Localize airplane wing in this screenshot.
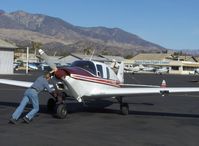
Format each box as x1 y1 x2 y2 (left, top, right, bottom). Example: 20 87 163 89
0 79 33 88
0 79 54 88
0 50 58 89
88 87 199 98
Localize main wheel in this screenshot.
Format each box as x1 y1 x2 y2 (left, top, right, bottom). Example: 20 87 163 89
120 103 129 115
56 104 68 119
47 98 56 112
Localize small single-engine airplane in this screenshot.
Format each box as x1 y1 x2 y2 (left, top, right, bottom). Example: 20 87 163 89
1 49 199 119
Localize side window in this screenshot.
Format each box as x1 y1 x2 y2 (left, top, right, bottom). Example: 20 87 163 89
96 64 103 77
106 67 110 79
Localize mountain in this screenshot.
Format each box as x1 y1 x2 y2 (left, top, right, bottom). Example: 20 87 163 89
179 49 199 56
0 10 167 56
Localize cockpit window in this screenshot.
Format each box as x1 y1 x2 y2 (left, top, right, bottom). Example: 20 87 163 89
96 64 103 77
71 61 96 75
106 67 110 79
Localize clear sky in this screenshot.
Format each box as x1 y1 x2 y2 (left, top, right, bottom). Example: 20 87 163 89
1 0 199 50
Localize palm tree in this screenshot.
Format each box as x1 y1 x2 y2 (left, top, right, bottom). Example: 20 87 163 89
31 41 42 56
83 47 92 55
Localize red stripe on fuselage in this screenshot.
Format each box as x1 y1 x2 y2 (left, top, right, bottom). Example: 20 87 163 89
61 67 120 87
71 74 120 87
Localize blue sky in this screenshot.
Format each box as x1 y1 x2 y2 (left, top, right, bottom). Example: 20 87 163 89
1 0 199 50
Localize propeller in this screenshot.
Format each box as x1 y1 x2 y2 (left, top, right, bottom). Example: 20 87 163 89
38 49 57 72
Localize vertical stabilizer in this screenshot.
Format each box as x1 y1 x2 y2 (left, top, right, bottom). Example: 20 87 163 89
117 62 124 83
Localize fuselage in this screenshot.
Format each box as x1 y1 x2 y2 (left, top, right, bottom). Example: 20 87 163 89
53 60 121 102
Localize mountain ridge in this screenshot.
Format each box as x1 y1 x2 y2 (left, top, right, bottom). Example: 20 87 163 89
0 10 167 56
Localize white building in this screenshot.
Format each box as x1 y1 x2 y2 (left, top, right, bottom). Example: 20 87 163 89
129 53 199 74
0 39 17 74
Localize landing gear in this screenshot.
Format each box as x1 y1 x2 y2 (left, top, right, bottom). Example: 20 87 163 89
117 97 129 115
47 98 68 119
120 103 129 115
56 104 67 119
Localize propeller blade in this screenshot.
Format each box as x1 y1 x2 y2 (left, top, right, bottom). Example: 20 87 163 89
38 49 57 71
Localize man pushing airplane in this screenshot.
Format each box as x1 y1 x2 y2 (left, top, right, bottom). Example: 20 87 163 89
9 72 57 124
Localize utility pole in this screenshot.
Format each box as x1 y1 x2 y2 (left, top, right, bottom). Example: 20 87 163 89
26 47 29 74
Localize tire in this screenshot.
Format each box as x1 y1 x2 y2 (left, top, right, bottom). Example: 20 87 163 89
47 98 56 112
120 103 129 115
56 104 67 119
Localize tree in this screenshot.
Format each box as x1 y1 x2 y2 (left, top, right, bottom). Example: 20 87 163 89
100 49 110 55
124 54 134 59
83 47 93 55
31 41 43 55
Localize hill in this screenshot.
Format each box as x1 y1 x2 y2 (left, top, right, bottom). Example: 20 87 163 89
0 10 167 56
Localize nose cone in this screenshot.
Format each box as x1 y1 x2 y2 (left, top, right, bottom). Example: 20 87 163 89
55 69 69 79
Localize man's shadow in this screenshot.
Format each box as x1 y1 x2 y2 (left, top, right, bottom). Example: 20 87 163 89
1 100 199 118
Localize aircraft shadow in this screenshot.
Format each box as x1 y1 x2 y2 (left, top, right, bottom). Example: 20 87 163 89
131 111 199 118
1 100 199 119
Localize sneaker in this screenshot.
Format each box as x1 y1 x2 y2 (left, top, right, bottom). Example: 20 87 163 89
23 116 31 124
9 118 17 125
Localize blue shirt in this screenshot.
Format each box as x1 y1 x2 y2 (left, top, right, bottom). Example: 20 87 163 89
31 76 53 93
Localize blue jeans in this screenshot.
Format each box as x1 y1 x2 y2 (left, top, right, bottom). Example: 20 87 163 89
12 88 39 120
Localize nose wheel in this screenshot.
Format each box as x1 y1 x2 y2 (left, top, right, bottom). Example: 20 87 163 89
56 104 67 119
47 98 68 119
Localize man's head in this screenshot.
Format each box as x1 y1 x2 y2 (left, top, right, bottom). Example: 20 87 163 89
44 73 51 80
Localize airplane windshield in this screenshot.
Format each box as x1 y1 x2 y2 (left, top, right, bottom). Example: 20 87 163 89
71 61 97 75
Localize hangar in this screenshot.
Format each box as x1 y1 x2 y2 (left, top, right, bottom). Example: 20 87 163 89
129 53 199 74
0 39 17 74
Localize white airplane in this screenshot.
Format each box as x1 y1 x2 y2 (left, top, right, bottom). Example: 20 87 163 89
125 64 145 73
1 49 199 119
28 63 39 70
111 60 145 73
141 66 155 72
155 67 169 74
194 68 199 74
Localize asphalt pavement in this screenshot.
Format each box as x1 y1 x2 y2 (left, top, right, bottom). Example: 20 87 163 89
1 71 199 146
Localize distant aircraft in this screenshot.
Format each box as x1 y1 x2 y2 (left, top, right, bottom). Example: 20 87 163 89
141 66 155 72
1 49 199 119
28 63 38 70
194 68 199 74
155 67 169 74
110 59 145 73
38 63 51 71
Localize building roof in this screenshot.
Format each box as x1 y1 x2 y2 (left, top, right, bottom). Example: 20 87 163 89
171 55 197 62
0 39 18 49
168 60 199 67
98 55 124 62
132 53 172 61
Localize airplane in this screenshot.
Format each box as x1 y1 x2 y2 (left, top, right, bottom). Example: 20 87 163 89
28 63 39 70
1 49 199 119
141 66 155 72
124 64 145 73
194 68 199 75
154 67 169 74
108 59 144 73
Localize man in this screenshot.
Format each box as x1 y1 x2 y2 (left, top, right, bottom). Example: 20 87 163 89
9 73 55 124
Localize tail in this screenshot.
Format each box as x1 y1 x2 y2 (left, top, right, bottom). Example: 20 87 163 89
117 61 124 83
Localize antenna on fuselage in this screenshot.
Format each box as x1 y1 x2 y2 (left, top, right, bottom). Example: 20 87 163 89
89 49 95 61
117 61 124 83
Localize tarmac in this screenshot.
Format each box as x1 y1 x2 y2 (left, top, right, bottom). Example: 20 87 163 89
1 71 199 146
